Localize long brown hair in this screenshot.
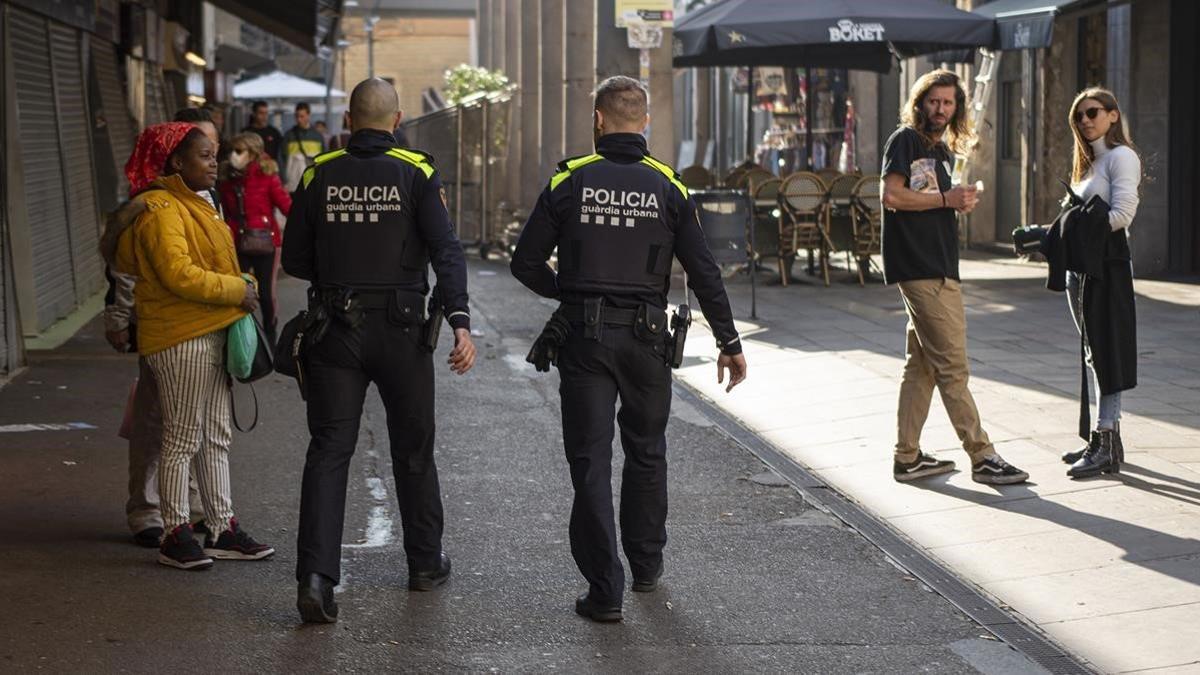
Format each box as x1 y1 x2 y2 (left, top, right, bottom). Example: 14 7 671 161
1069 87 1140 184
900 69 975 155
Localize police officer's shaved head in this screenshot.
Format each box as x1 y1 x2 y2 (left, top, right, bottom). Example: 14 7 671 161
593 76 649 133
348 77 402 132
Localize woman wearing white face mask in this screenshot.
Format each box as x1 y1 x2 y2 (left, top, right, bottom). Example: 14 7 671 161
219 132 292 343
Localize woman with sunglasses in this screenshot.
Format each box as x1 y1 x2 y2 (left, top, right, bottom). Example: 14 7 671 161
1059 87 1142 478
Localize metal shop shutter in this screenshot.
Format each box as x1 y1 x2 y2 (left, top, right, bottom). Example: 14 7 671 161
1 221 8 376
92 40 134 199
145 66 168 125
9 8 75 330
50 24 103 300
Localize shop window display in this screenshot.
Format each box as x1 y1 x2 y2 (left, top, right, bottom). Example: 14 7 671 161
750 67 852 176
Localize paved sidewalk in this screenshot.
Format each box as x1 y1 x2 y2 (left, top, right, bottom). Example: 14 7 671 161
0 264 1043 673
676 254 1200 674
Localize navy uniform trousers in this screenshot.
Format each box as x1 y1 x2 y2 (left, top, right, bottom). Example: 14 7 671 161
296 309 443 584
556 323 673 605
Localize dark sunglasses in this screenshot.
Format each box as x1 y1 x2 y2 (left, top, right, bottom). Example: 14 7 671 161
1074 106 1108 123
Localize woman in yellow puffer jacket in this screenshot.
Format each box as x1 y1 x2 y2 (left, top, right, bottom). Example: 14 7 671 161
113 122 274 570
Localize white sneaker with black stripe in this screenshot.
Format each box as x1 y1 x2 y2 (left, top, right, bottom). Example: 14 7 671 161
972 454 1029 485
893 453 956 482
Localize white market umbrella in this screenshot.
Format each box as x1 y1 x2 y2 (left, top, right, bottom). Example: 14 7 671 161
233 70 346 100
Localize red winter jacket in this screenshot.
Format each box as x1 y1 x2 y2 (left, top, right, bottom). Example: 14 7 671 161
218 161 292 248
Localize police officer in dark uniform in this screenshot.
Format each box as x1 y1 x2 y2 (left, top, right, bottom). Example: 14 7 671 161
511 76 748 622
282 78 476 623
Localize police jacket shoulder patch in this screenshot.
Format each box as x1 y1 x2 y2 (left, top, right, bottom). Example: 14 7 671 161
385 148 435 179
302 148 349 189
639 154 688 198
550 153 603 191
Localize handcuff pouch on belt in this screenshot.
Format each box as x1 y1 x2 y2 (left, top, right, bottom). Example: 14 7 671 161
582 297 604 341
633 303 667 344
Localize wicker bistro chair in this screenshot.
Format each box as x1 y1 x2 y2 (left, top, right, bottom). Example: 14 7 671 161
816 167 841 184
824 172 862 272
679 164 714 190
739 167 776 191
777 171 831 287
748 177 782 266
849 174 883 285
722 161 762 188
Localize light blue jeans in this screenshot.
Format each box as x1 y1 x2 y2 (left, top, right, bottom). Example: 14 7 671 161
1066 271 1122 429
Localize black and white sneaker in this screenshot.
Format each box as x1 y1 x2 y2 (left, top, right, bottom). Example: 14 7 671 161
972 454 1029 485
894 453 956 482
158 524 214 571
203 518 274 560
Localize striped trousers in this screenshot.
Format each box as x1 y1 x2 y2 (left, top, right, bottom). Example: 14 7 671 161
145 331 235 537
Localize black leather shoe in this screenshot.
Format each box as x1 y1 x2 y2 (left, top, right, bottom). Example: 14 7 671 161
133 526 163 548
631 564 663 593
1062 431 1100 465
1068 429 1119 478
297 572 338 623
408 552 452 591
575 592 623 622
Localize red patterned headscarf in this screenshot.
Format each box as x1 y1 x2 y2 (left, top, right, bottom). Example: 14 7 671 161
125 122 197 195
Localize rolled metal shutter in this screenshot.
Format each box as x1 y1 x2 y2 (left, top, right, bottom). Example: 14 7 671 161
50 24 103 299
145 65 167 125
0 223 8 376
92 40 134 199
9 8 75 329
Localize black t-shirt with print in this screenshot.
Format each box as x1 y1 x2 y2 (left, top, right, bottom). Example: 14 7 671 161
880 126 959 284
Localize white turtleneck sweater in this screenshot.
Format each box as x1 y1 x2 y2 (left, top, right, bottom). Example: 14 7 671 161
1070 138 1141 231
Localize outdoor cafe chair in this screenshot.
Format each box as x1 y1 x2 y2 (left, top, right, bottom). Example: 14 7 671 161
825 172 862 273
778 171 831 287
816 167 841 184
850 173 883 286
680 164 714 190
749 177 782 267
739 167 776 191
722 160 764 188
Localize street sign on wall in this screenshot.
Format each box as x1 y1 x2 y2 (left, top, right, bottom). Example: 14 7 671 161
615 0 674 28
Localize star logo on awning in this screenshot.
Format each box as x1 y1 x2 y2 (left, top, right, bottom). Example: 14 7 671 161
727 30 746 44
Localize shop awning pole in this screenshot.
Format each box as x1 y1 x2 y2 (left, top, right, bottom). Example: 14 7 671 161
805 68 815 170
745 66 754 161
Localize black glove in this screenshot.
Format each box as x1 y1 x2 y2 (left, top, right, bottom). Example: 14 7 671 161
526 310 571 373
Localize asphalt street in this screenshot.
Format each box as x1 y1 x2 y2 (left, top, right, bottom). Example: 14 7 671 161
0 258 1047 674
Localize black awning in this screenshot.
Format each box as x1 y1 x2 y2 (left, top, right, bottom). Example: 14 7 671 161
213 44 274 74
207 0 343 53
973 0 1102 50
672 0 995 72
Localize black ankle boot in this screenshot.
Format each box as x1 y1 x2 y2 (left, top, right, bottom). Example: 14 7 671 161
1062 431 1100 465
1067 429 1119 478
297 572 338 623
1111 422 1125 465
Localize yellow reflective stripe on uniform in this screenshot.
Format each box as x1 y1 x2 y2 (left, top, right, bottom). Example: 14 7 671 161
385 148 434 178
640 156 688 198
548 153 603 191
301 149 349 189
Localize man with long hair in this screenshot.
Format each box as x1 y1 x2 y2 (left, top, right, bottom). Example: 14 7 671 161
881 69 1028 485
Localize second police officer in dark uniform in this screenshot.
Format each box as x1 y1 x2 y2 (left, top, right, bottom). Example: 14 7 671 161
511 76 748 622
282 78 477 624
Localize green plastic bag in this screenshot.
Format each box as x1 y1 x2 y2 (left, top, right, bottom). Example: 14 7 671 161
226 313 258 380
226 274 257 380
